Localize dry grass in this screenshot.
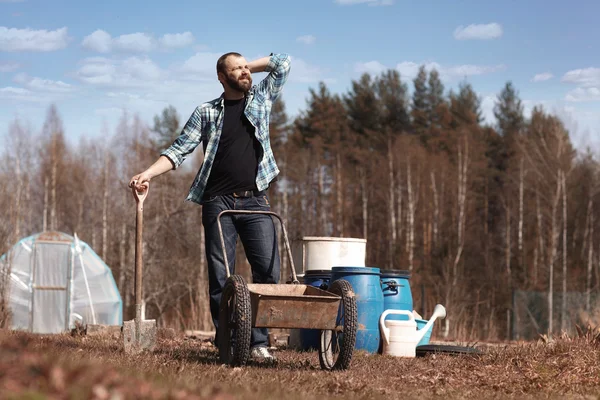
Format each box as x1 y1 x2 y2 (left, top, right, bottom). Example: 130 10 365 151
2 328 600 400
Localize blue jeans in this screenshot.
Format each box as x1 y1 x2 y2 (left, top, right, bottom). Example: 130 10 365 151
202 193 280 348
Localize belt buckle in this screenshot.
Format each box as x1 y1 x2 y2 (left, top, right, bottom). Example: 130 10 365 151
233 190 251 198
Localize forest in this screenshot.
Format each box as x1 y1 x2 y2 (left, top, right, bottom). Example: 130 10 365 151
1 65 598 341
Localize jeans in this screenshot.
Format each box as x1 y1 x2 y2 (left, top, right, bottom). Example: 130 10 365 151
202 193 280 348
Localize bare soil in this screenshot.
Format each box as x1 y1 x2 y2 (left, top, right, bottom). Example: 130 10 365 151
1 328 600 399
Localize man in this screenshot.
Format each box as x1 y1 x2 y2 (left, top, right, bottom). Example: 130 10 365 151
129 52 291 361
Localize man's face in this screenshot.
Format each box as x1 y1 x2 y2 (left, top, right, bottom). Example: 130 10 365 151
220 56 252 93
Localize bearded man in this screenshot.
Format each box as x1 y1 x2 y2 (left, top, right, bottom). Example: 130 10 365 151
130 52 291 361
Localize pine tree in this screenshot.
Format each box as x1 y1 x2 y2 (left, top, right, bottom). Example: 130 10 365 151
376 69 411 137
345 73 381 149
151 105 181 152
411 66 428 140
494 82 525 147
450 81 483 129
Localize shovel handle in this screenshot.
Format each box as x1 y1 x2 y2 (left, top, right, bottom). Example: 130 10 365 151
131 182 149 310
131 181 149 206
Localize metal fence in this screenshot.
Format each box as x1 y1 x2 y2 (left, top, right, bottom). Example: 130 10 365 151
512 290 600 340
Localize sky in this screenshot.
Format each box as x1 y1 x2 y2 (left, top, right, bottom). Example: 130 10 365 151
1 0 599 152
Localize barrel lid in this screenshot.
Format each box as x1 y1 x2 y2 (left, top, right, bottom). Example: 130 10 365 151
299 236 367 243
380 269 411 278
304 269 332 275
332 266 380 274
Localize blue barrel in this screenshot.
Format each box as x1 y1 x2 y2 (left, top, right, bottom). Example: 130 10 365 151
331 266 383 353
300 270 332 350
380 269 413 321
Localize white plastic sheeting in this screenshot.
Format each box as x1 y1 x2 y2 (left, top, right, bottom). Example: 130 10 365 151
0 232 122 334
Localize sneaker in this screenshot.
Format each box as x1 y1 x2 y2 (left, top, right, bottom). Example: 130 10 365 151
250 346 276 361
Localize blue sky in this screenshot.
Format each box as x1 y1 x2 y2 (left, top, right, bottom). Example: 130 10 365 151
1 0 599 151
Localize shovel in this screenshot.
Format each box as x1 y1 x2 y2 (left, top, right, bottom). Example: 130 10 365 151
123 181 157 353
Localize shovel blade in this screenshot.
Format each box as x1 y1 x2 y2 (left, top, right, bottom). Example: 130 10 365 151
123 318 157 354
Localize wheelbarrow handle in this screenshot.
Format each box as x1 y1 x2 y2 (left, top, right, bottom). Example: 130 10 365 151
216 210 299 284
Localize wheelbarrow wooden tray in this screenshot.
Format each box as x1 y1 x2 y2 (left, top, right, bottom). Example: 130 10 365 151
247 284 340 329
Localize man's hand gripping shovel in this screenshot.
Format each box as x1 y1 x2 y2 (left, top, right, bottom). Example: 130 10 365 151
123 181 157 353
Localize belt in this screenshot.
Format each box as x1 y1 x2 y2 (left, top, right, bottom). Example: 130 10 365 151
232 190 265 198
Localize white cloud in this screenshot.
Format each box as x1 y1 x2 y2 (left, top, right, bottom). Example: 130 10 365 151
0 26 69 52
551 104 600 151
354 60 387 75
94 107 124 118
0 86 30 95
565 87 600 102
396 61 505 81
114 32 154 53
121 56 162 80
75 56 165 87
480 94 496 124
289 57 333 84
561 67 600 87
532 72 553 82
296 35 316 45
82 29 112 53
159 32 194 49
0 86 44 102
179 51 222 79
82 30 196 53
0 62 20 72
334 0 393 5
13 72 74 93
453 23 503 40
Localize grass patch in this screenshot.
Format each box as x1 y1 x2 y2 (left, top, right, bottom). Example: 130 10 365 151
1 328 600 399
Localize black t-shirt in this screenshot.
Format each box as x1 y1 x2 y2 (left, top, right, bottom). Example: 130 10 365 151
203 97 263 198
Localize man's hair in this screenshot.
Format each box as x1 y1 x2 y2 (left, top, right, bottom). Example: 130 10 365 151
216 52 243 75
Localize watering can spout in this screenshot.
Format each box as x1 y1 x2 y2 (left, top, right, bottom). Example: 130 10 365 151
415 304 446 343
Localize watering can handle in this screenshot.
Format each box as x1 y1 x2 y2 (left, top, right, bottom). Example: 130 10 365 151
379 309 414 345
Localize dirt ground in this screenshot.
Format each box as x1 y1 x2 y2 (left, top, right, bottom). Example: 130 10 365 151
1 328 600 400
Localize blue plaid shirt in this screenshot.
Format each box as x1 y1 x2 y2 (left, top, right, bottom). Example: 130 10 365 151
161 53 291 204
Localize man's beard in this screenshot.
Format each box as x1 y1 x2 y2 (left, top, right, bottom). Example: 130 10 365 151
226 73 252 93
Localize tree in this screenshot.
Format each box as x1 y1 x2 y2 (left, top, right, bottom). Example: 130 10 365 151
450 81 482 129
522 107 575 336
492 82 526 295
376 69 411 268
151 105 181 152
494 82 525 143
344 74 381 244
39 104 69 232
411 66 429 141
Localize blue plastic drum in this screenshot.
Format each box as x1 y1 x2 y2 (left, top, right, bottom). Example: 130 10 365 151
331 266 383 353
380 269 413 320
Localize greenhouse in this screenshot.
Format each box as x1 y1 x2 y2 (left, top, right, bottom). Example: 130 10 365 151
0 231 122 334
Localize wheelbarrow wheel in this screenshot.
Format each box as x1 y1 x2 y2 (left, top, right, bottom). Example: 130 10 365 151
319 279 357 371
218 275 252 366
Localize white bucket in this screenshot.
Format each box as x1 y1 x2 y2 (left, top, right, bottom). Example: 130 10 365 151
291 236 366 273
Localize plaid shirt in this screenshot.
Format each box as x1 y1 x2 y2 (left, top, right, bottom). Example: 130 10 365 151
161 53 291 204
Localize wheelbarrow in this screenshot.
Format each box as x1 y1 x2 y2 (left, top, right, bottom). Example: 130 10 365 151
216 210 357 371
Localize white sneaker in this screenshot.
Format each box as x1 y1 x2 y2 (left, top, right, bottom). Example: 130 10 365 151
250 346 276 361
